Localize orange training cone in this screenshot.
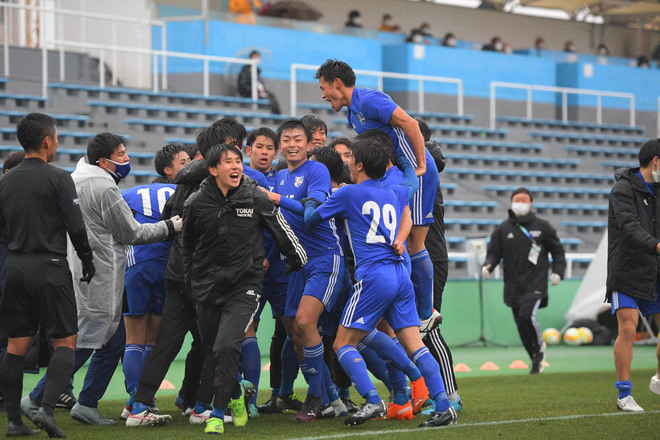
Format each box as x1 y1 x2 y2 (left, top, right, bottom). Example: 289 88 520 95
509 360 528 369
480 361 500 371
453 363 471 372
159 379 175 390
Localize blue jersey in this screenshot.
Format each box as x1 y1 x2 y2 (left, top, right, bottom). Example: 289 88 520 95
261 168 287 284
244 164 268 189
263 168 278 192
316 180 407 279
275 160 342 258
123 183 176 267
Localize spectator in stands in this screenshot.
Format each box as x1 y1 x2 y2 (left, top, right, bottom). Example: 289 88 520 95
442 32 456 47
378 14 400 33
606 138 660 412
534 36 545 52
502 42 513 55
596 43 609 57
237 50 281 114
229 0 262 24
416 22 433 38
482 187 566 374
637 55 650 68
345 10 362 28
482 36 503 52
564 40 576 53
300 115 327 151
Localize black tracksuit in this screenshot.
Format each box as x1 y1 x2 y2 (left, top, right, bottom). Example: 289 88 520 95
484 210 566 361
182 175 306 409
607 167 660 302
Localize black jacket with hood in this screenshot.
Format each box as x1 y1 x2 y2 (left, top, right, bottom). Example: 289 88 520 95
607 167 660 302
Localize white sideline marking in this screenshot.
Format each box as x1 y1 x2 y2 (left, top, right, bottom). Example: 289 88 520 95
290 410 660 440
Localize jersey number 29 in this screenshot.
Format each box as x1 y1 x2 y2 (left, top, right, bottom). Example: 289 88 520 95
362 201 397 245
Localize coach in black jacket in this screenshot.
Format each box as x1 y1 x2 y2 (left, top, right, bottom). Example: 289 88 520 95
607 138 660 413
482 187 566 374
181 144 306 429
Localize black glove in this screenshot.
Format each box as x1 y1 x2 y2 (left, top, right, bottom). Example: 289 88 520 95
80 260 95 284
285 256 306 273
300 197 323 208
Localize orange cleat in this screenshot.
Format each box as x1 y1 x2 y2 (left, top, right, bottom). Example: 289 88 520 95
411 377 429 415
385 401 414 420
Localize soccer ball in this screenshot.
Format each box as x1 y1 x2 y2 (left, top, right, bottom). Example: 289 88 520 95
577 327 593 345
563 327 582 346
542 328 561 345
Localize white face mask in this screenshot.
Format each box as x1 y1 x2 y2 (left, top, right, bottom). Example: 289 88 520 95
511 202 531 216
352 17 362 25
446 38 456 47
413 35 423 44
652 160 660 183
494 42 503 51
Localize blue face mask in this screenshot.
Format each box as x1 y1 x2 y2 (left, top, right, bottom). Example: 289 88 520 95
102 158 131 180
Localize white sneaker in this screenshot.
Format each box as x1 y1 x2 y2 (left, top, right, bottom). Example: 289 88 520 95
617 395 644 412
650 375 660 395
420 309 443 339
189 409 211 424
125 410 172 427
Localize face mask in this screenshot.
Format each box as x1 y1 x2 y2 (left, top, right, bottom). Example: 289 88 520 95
446 39 456 47
413 35 423 44
653 161 660 183
598 49 607 56
494 42 503 51
567 45 575 52
102 158 131 180
352 17 362 25
383 19 391 26
511 202 531 216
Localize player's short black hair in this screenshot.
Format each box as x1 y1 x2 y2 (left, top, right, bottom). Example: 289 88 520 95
154 143 185 177
511 187 533 202
205 144 243 168
213 117 247 147
3 151 25 172
309 147 343 183
87 132 126 165
315 59 356 88
416 118 432 142
638 138 660 168
300 115 328 135
327 137 353 151
184 143 199 160
16 112 56 153
276 118 312 146
355 129 396 164
246 127 278 150
352 139 388 180
197 123 238 159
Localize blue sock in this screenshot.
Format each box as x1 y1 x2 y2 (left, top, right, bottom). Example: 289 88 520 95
322 362 338 404
336 345 379 404
210 407 225 420
123 344 145 394
384 357 409 406
271 388 280 398
412 346 449 412
241 337 261 405
302 343 324 398
142 344 153 366
236 372 243 382
194 400 211 414
279 336 298 397
299 359 311 384
410 249 434 320
392 337 422 381
357 343 392 390
362 330 421 381
616 380 632 399
131 401 148 415
339 387 351 399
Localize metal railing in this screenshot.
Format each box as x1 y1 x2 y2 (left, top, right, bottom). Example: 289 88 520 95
290 63 464 117
490 81 636 129
41 39 259 100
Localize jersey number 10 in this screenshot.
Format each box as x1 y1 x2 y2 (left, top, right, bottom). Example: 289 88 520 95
362 201 397 245
136 187 175 217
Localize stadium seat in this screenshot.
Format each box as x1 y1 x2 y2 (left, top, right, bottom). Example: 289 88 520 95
445 152 579 169
564 145 639 158
496 116 645 134
529 130 646 145
434 138 543 153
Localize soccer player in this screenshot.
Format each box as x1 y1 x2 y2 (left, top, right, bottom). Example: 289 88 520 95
262 118 346 421
0 113 95 438
300 115 328 151
119 144 188 418
304 138 457 427
315 60 442 336
181 144 307 434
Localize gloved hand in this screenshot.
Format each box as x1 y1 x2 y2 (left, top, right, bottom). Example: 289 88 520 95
170 215 183 233
481 264 491 279
550 273 561 286
80 260 96 284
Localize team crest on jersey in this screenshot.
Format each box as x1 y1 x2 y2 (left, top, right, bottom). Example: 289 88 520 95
357 113 365 124
294 176 304 187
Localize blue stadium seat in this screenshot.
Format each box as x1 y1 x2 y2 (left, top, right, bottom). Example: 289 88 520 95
564 145 639 157
407 110 473 123
435 138 543 153
530 130 646 145
496 116 645 134
600 160 637 168
533 202 608 212
446 152 579 168
562 220 607 229
481 184 610 197
446 168 613 183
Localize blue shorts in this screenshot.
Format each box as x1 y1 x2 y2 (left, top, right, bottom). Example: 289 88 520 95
255 280 287 321
611 286 660 317
124 257 167 317
285 253 344 318
318 268 353 337
341 262 420 332
397 146 438 226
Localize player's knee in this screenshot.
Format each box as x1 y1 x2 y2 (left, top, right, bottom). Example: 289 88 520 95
295 313 316 335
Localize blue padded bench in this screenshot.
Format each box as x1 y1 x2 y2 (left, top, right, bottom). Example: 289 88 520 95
0 145 22 153
444 236 581 247
434 138 543 152
407 111 473 123
445 153 579 167
445 218 501 226
297 102 332 111
444 200 498 208
497 116 644 134
0 93 48 106
426 124 507 137
601 160 637 168
533 202 608 212
562 220 607 228
481 184 610 196
564 145 639 157
0 110 89 124
446 168 613 182
530 130 646 145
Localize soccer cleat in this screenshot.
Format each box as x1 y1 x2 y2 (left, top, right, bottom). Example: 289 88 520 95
175 393 193 416
344 400 387 426
650 375 660 395
319 403 335 419
241 380 256 409
189 409 212 424
278 393 304 411
341 396 359 413
258 395 284 414
55 393 77 410
617 395 644 412
450 395 463 413
33 408 66 438
204 417 224 435
293 395 323 422
20 396 39 422
530 342 546 374
330 398 348 417
70 402 117 425
419 406 458 428
120 405 132 420
125 410 172 427
228 383 248 427
248 403 259 419
6 421 39 437
411 377 430 414
529 362 544 374
419 309 443 339
385 401 414 420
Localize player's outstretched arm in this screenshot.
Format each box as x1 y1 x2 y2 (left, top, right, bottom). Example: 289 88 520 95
260 187 305 215
389 106 426 177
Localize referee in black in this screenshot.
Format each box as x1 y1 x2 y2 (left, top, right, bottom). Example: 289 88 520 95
0 113 95 437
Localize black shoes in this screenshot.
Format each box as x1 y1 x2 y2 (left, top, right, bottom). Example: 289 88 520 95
6 421 39 437
418 406 458 428
34 408 66 438
344 401 386 426
257 395 284 414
